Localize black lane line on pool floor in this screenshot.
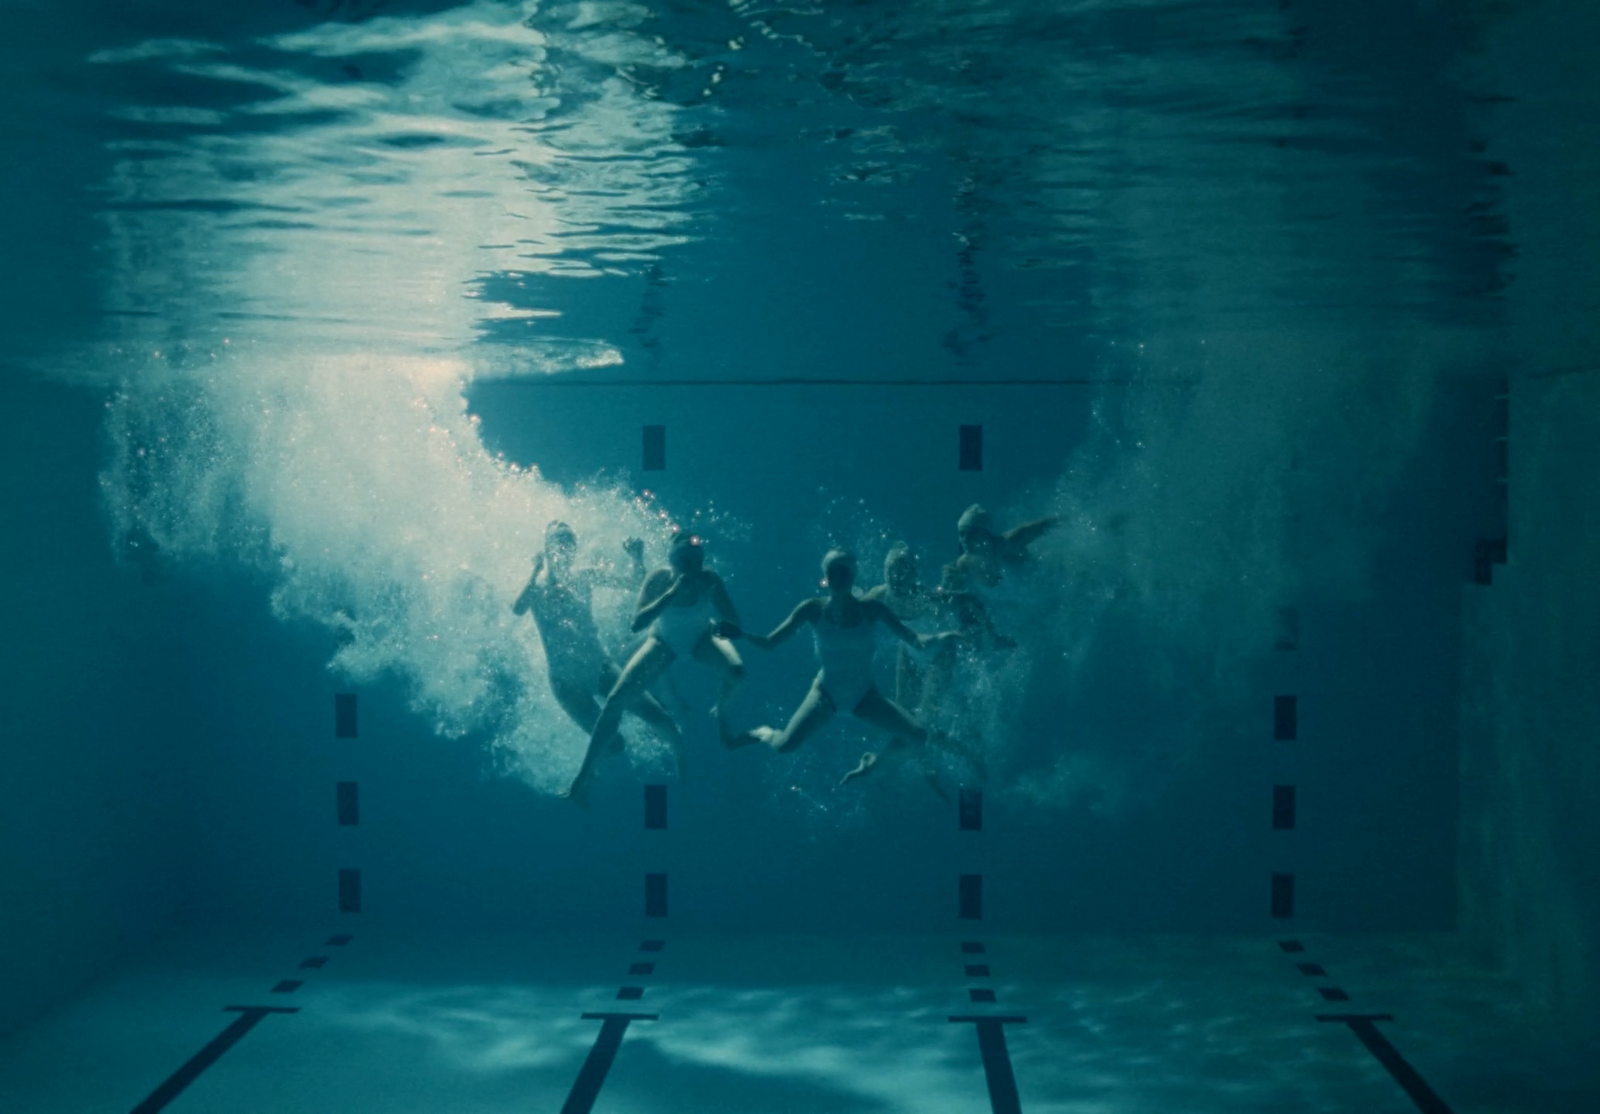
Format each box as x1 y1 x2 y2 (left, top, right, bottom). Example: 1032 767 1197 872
560 939 665 1114
953 940 1025 1111
949 1015 1028 1114
561 1013 661 1114
127 932 354 1112
129 1007 299 1114
1279 940 1457 1114
1317 1015 1455 1114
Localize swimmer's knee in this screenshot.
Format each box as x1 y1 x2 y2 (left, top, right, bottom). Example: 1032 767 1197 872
727 661 747 682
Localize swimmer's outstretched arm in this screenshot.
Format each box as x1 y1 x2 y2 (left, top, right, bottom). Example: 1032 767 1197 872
722 598 821 650
511 553 545 616
1000 515 1059 560
865 598 959 651
630 568 680 632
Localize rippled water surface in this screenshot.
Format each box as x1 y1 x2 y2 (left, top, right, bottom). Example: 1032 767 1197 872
36 0 1509 373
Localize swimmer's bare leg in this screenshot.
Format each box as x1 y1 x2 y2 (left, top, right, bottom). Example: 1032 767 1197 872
729 676 834 753
623 674 687 777
565 638 674 805
869 644 935 783
694 633 745 720
551 677 607 742
650 667 689 720
845 688 949 800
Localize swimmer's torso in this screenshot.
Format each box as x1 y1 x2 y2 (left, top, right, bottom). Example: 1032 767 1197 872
529 570 607 679
812 598 878 710
649 575 719 656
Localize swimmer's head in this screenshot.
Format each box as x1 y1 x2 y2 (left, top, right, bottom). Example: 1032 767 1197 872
885 543 917 593
821 547 857 591
957 504 995 554
957 504 993 538
543 520 578 568
668 530 705 574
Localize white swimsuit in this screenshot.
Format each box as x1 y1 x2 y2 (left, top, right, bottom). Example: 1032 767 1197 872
650 592 718 658
813 611 878 712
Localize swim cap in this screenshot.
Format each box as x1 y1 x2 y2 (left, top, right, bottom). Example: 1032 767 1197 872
885 542 913 568
957 504 992 536
544 520 577 544
821 547 857 580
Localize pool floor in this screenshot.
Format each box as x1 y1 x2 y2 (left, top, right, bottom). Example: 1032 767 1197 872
0 928 1590 1113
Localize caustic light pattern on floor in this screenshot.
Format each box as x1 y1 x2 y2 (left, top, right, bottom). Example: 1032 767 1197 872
0 930 1591 1114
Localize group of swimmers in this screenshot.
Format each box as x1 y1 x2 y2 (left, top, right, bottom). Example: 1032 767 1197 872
512 505 1056 805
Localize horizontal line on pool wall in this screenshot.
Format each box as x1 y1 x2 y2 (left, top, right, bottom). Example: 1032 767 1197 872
480 377 1186 388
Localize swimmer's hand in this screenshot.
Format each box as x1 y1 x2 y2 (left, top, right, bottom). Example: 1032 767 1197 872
623 537 644 560
714 619 743 640
917 630 963 651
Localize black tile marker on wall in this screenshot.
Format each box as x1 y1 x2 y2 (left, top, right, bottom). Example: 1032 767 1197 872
337 782 360 826
339 868 362 914
644 784 667 830
1274 695 1298 740
959 424 984 471
1273 785 1297 830
645 873 668 918
1271 872 1295 919
960 874 983 920
1276 606 1299 650
334 693 357 738
642 425 666 471
959 788 983 832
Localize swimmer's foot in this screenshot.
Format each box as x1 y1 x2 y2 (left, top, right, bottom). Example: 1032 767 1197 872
840 751 878 786
560 770 593 808
922 770 952 802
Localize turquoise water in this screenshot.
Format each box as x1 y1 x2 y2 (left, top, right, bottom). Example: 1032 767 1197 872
3 0 1510 928
2 1 1596 1109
